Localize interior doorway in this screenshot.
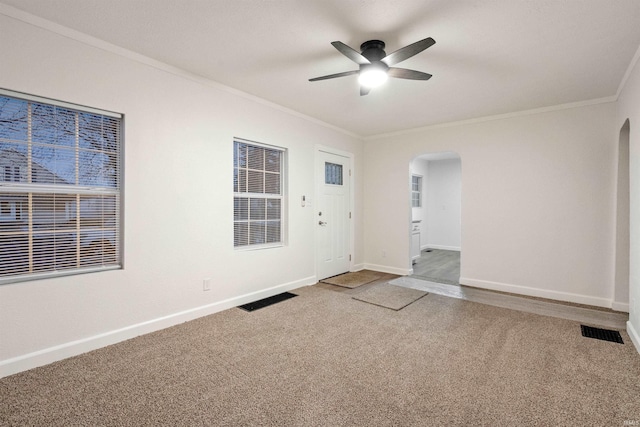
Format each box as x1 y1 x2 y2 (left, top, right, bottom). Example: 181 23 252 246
614 119 630 311
409 152 461 285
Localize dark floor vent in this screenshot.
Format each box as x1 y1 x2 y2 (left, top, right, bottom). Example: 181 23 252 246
580 325 624 344
238 292 297 312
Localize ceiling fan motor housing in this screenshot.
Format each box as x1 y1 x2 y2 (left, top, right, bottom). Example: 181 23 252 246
360 40 386 61
359 40 389 76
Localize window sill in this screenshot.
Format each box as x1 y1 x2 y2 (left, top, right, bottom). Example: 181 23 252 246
234 243 284 252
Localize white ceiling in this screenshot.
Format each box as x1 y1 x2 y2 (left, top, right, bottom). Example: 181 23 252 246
3 0 640 137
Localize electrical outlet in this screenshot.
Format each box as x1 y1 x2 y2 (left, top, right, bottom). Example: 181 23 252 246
382 250 386 258
203 278 211 292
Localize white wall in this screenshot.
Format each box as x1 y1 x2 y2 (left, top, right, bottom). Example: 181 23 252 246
0 12 364 376
364 102 618 308
616 49 640 353
425 158 461 251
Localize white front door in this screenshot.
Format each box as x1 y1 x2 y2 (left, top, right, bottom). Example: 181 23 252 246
316 150 351 280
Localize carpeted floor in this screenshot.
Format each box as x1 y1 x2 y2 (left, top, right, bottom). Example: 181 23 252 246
352 282 427 310
1 284 639 426
320 270 381 288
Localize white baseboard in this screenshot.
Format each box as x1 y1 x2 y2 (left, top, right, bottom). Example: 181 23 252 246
628 321 640 355
611 301 630 313
424 244 461 251
0 276 316 379
363 263 413 276
351 263 365 272
459 277 612 308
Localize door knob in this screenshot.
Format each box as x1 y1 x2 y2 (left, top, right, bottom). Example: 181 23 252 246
319 221 327 226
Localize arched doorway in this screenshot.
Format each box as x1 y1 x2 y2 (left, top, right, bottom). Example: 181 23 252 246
409 152 461 285
614 119 630 311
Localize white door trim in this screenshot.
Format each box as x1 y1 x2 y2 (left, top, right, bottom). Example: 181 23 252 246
315 145 355 280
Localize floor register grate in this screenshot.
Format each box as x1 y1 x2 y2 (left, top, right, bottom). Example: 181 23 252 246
580 325 624 344
238 292 297 312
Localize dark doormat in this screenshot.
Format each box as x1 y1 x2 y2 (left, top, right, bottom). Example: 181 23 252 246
580 325 624 344
238 292 297 312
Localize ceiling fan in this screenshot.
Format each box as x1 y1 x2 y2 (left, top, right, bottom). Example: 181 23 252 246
309 37 436 96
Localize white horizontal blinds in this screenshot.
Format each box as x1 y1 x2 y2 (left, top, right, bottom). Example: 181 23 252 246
233 139 283 247
0 92 121 282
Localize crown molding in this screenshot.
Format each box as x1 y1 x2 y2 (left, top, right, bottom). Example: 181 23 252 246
363 96 617 141
0 4 359 140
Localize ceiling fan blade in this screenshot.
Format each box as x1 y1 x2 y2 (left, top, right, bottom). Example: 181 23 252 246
360 86 371 96
331 41 370 65
382 37 435 66
388 67 432 80
309 70 359 82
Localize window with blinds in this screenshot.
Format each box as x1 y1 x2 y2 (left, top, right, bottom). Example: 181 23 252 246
411 175 422 208
233 139 285 248
0 89 122 283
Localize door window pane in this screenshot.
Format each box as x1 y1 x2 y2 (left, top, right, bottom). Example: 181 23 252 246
325 162 343 185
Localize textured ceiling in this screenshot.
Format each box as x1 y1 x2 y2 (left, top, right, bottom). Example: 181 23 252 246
2 0 640 137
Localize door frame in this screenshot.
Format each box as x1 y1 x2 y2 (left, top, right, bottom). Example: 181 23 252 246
613 119 630 312
409 152 462 275
315 145 355 280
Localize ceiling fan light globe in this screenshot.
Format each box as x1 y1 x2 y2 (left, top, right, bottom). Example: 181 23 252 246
358 68 388 88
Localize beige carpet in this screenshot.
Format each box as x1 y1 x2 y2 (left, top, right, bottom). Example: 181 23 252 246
353 282 427 310
320 270 381 288
1 285 639 426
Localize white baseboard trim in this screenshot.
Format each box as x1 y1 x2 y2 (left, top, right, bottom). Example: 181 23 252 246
424 244 461 251
351 263 365 272
611 301 630 313
0 276 316 379
459 277 611 308
363 263 413 276
628 321 640 355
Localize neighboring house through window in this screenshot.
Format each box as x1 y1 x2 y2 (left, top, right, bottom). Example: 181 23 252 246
0 89 123 283
3 165 25 182
233 138 285 248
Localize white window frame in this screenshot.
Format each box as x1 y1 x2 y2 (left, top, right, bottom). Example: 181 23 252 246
0 88 123 285
411 174 422 208
233 138 286 250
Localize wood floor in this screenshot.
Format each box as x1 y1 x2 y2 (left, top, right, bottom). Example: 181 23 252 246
391 276 628 330
318 268 629 331
411 248 460 285
404 247 627 329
